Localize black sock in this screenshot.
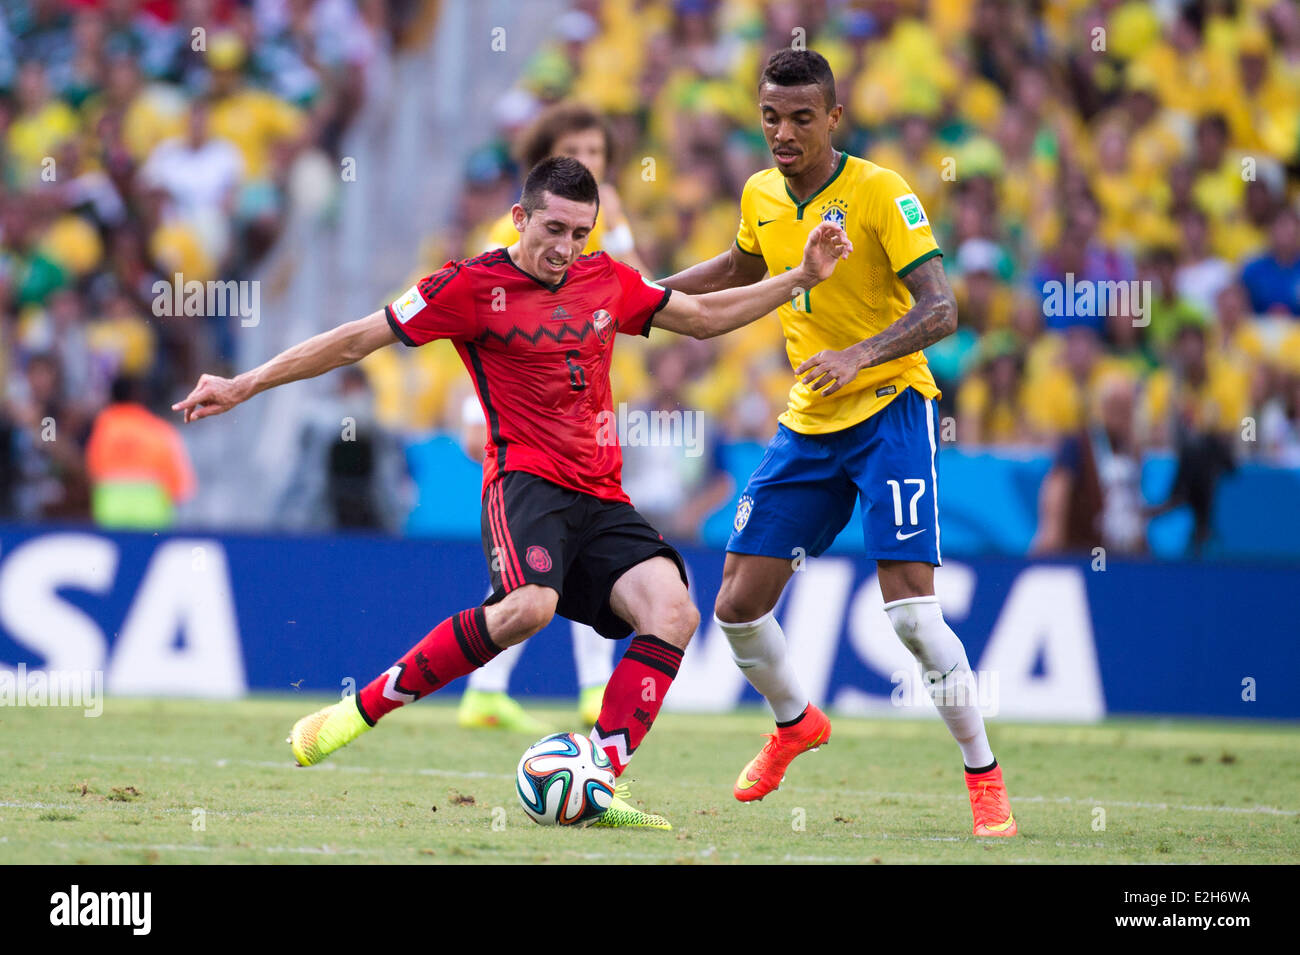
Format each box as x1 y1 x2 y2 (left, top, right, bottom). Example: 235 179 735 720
776 705 809 729
965 759 998 775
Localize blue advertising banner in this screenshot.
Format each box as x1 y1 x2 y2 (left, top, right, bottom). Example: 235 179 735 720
0 525 1296 721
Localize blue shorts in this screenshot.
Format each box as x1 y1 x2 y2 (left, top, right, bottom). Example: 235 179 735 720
728 387 942 564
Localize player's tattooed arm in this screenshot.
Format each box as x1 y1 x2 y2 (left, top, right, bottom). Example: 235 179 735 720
796 257 957 396
172 309 397 422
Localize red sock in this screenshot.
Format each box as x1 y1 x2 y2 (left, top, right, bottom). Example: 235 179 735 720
356 607 498 724
590 635 684 776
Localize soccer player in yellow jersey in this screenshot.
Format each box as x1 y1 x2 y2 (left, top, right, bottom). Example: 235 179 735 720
659 50 1016 837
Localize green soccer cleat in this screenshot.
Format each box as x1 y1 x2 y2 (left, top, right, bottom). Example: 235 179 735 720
589 784 673 830
578 684 605 727
457 690 553 734
288 696 370 766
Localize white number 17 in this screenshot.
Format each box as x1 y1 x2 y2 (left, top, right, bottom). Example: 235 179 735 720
886 478 926 527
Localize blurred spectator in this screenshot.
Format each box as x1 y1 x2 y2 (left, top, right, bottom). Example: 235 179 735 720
620 343 732 542
481 100 649 273
930 238 1009 414
1143 245 1210 354
1140 320 1248 450
6 61 79 186
1259 340 1300 467
1140 322 1244 555
1174 208 1233 320
1031 195 1135 337
205 31 311 261
3 353 91 521
274 367 410 533
956 331 1034 447
139 96 244 272
1032 373 1146 556
15 286 113 414
84 374 194 529
1240 207 1300 317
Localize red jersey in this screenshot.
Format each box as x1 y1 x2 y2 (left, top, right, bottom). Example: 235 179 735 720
385 248 672 503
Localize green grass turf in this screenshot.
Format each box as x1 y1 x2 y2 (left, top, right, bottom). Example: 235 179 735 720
1 696 1297 864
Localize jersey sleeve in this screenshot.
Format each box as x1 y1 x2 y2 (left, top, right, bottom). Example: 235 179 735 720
868 168 942 278
384 262 477 346
734 174 763 258
610 257 673 337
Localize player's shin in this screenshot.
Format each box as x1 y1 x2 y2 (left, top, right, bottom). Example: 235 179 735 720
590 635 683 775
716 612 809 723
884 596 995 770
357 606 500 724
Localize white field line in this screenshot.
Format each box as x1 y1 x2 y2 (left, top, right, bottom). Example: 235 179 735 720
34 839 1123 861
21 751 1300 818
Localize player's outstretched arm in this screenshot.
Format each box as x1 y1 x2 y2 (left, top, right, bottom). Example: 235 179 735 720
652 222 851 340
796 256 957 396
171 310 397 423
656 242 769 294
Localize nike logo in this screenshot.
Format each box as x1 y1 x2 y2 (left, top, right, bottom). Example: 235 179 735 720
896 528 927 541
984 813 1016 832
736 770 762 790
757 218 777 227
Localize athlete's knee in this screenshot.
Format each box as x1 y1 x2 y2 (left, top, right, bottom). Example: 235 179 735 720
487 586 557 646
648 594 699 650
714 582 776 625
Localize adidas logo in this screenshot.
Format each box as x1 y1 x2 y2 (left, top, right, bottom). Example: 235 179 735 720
550 306 572 322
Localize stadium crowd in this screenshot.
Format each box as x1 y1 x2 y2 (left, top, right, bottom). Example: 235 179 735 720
3 0 1299 555
363 0 1299 554
0 0 423 523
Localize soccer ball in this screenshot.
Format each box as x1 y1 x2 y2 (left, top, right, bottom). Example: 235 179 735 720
516 732 616 826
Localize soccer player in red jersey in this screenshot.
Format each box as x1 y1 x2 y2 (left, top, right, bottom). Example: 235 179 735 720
173 156 851 828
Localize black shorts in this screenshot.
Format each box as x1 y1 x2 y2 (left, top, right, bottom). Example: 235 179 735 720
480 470 688 640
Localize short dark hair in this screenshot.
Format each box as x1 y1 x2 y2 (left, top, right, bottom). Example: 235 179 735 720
519 156 599 217
514 101 614 173
759 49 836 111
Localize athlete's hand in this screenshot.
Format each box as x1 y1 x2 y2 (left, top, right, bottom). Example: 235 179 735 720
796 344 867 397
796 222 853 285
172 373 252 423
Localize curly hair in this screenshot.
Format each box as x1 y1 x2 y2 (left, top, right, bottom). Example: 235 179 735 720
513 101 615 173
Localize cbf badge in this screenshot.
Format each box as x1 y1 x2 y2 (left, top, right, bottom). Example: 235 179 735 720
734 494 754 532
820 197 848 228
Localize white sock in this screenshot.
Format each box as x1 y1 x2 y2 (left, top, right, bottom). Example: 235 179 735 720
466 640 522 693
883 596 995 769
571 622 614 689
716 612 808 724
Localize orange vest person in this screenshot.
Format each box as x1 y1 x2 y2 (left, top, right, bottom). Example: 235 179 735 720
86 377 196 528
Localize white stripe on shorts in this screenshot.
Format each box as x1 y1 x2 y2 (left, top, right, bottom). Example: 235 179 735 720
924 397 942 564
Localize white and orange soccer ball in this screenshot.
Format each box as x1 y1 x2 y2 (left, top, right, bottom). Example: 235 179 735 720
516 732 615 826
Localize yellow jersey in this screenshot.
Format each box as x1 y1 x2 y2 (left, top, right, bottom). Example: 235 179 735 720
484 209 606 254
735 152 942 434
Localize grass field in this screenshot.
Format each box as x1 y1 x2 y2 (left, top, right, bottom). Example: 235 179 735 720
2 696 1297 864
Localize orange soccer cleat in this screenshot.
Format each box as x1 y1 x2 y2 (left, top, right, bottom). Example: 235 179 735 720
733 704 832 802
965 764 1017 837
